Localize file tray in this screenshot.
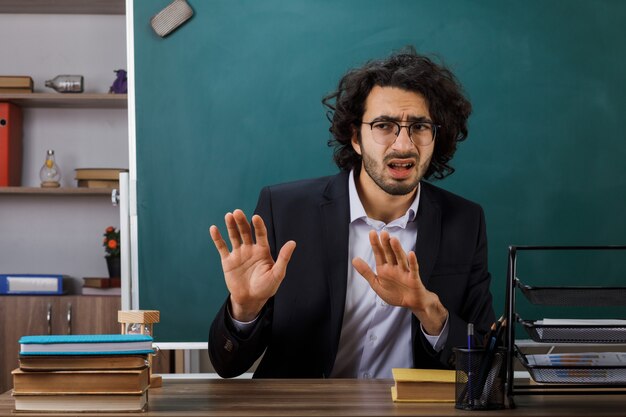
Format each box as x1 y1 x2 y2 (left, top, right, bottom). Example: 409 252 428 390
515 348 626 384
518 318 626 343
517 281 626 306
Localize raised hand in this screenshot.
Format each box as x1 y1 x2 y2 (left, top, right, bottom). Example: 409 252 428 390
209 209 296 322
352 230 447 335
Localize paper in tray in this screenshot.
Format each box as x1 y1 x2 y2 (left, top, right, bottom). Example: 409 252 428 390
516 349 626 384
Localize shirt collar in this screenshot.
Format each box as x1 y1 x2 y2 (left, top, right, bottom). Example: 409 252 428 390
348 170 420 228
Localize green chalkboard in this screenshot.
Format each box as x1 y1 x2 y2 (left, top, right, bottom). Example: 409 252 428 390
133 0 626 342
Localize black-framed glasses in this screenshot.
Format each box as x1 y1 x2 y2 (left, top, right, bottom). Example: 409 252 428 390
361 119 440 147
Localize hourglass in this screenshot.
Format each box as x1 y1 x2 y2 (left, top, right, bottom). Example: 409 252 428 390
118 310 161 387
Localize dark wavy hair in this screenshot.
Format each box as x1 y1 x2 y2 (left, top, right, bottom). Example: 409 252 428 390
322 48 472 180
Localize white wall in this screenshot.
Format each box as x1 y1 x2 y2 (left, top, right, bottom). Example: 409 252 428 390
0 13 128 287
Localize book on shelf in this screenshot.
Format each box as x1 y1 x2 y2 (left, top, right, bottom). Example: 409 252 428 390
19 334 154 356
82 286 122 296
12 367 150 394
0 75 33 90
18 354 149 371
0 87 33 93
77 179 119 188
0 274 67 295
74 168 128 181
13 390 148 412
390 368 455 403
82 276 121 288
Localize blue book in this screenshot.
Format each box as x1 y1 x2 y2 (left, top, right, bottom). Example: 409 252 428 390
0 274 66 295
19 334 154 356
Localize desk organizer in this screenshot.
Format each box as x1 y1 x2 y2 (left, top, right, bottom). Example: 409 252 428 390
454 347 506 410
504 245 626 408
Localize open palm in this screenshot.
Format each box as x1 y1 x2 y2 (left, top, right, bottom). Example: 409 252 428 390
352 230 426 308
210 209 296 322
352 230 447 335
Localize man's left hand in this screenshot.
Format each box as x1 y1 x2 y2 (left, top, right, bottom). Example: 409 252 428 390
352 230 448 336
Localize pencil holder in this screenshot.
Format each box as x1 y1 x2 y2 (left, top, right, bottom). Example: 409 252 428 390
453 347 506 410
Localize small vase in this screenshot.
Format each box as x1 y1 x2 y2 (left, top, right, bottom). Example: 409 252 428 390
106 256 121 278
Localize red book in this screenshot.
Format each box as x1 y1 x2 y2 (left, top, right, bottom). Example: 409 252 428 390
0 102 23 186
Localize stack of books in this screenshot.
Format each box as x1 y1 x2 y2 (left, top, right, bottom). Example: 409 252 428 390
74 168 128 189
82 276 121 296
390 368 456 403
12 334 154 412
0 76 34 93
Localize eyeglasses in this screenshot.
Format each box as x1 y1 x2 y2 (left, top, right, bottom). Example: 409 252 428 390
361 119 440 147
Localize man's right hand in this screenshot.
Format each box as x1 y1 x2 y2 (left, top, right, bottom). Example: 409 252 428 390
209 209 296 322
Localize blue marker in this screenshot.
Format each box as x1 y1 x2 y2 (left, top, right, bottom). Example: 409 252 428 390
467 323 474 407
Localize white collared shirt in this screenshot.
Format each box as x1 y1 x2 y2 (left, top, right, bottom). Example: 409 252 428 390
329 170 447 379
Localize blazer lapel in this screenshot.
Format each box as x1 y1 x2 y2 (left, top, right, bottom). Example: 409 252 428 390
415 182 441 288
320 171 350 375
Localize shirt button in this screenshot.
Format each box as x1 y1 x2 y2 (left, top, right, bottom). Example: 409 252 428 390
363 373 371 379
370 334 377 342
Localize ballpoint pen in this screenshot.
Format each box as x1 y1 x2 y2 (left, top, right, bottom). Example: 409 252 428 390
467 322 474 407
478 317 507 404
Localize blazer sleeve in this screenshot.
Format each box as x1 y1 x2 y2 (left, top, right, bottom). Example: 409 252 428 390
207 187 276 378
208 297 273 378
414 206 495 368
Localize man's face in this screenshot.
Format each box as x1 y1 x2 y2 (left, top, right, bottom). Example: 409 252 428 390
352 86 435 196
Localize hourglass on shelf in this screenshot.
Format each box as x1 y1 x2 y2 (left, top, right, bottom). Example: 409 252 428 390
39 149 61 188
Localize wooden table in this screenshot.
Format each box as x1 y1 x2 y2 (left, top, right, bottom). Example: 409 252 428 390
1 378 625 416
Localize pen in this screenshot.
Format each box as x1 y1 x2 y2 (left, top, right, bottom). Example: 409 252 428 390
485 316 505 350
478 317 507 404
467 322 474 407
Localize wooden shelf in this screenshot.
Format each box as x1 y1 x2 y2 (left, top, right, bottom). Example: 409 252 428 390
0 187 114 196
0 93 127 109
0 0 124 15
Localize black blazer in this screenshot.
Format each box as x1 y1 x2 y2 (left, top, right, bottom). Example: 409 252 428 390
209 171 495 378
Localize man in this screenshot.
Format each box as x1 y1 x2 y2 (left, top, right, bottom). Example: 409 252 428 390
208 49 495 378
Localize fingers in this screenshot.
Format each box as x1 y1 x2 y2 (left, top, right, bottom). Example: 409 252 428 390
407 250 419 272
273 240 297 281
224 209 255 249
233 209 254 245
380 231 397 265
369 230 386 266
390 237 409 271
251 215 269 248
407 251 424 287
209 225 230 259
352 257 377 283
224 212 242 249
369 230 408 268
217 210 273 254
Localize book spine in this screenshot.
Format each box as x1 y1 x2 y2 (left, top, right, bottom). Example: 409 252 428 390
0 76 33 89
81 287 122 296
0 87 33 93
0 274 64 294
77 179 119 188
12 369 149 394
